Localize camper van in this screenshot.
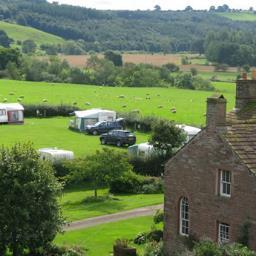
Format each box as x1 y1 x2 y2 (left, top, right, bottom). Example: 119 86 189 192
69 109 116 131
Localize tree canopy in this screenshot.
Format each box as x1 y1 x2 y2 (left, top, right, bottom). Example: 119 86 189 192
0 143 63 256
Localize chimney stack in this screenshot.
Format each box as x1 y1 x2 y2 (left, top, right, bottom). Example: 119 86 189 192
206 95 227 131
236 72 256 110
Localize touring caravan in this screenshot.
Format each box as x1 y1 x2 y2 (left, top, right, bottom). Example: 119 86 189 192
69 109 116 131
0 103 24 124
39 148 74 162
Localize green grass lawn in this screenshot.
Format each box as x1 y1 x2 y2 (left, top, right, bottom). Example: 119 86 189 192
55 216 155 256
198 71 238 82
218 12 256 21
0 117 149 157
61 184 163 221
0 79 235 126
0 21 65 45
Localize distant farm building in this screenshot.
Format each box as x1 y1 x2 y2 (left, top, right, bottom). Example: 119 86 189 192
39 148 74 162
0 103 24 124
69 109 116 131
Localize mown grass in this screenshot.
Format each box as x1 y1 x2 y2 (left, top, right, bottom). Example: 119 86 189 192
55 216 155 256
198 71 238 82
61 183 163 221
0 21 64 45
218 12 256 21
0 117 149 157
0 79 235 126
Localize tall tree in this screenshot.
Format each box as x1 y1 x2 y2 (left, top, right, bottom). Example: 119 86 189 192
0 30 12 48
0 143 64 256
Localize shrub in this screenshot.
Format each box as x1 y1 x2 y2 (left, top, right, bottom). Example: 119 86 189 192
24 104 79 118
224 243 256 256
147 230 163 243
46 245 85 256
134 232 147 245
109 171 144 194
130 154 165 176
193 240 223 256
153 209 164 224
144 241 163 256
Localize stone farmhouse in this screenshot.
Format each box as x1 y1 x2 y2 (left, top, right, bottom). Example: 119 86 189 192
164 77 256 255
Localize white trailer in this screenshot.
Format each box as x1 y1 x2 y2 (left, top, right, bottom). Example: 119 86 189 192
39 148 74 162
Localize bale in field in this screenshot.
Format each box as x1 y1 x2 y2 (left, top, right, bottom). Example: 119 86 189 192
9 92 15 95
118 95 125 99
171 107 176 113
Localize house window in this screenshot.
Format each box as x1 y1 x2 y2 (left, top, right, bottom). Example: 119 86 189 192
220 170 231 197
179 197 189 236
218 223 230 244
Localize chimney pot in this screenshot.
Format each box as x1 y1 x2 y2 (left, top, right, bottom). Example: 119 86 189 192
206 95 227 131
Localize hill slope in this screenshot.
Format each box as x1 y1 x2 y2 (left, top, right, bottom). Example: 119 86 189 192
1 0 256 53
218 12 256 21
0 21 65 45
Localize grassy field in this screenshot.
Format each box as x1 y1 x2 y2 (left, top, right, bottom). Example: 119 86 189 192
0 80 236 126
0 21 64 45
218 12 256 21
0 117 148 157
55 216 155 256
61 184 163 221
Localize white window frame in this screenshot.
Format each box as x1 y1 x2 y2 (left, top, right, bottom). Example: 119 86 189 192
179 197 189 236
218 223 230 244
220 170 231 197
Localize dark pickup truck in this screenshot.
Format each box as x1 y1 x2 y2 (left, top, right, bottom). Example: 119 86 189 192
85 119 124 135
99 130 136 147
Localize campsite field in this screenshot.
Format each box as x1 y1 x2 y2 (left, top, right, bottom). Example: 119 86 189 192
0 117 148 157
55 216 156 256
0 80 235 126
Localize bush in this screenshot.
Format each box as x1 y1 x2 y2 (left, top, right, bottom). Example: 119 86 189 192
24 104 80 118
130 154 165 176
153 209 164 224
109 171 144 194
46 245 85 256
147 230 163 243
144 241 163 256
193 240 223 256
134 232 147 245
224 243 256 256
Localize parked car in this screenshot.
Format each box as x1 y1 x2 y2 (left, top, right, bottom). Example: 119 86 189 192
85 119 124 135
100 130 136 147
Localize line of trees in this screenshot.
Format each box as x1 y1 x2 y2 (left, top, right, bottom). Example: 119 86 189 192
0 48 214 90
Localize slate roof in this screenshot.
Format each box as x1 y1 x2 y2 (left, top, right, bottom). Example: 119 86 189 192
224 102 256 173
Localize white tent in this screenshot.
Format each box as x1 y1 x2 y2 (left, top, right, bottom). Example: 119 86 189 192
70 108 116 131
177 124 201 142
128 143 155 158
0 103 24 124
39 148 74 162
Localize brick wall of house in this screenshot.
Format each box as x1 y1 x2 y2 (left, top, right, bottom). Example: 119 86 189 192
163 129 256 255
